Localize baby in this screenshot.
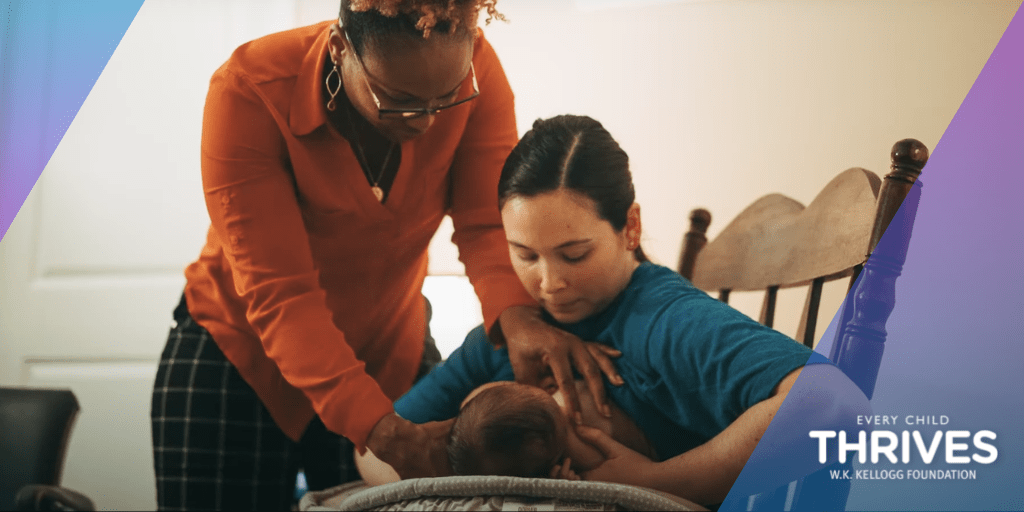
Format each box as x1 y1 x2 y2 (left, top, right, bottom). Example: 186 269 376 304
447 380 658 478
355 379 658 484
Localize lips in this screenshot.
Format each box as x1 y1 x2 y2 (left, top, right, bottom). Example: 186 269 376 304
545 299 580 312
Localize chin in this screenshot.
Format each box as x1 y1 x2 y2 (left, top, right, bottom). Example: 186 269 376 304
385 126 428 143
546 308 590 325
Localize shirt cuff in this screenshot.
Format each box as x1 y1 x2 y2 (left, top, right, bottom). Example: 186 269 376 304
318 372 395 452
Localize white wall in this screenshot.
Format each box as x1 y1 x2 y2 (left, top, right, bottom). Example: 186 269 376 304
486 0 1014 234
474 0 1020 336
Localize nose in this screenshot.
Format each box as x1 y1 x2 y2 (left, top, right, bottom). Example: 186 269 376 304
539 261 568 295
404 112 435 135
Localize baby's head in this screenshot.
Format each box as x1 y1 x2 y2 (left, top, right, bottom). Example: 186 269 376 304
447 381 569 477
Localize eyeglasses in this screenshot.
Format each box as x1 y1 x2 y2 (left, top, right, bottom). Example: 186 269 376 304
342 26 479 120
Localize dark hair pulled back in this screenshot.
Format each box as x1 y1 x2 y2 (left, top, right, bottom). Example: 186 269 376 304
498 114 647 262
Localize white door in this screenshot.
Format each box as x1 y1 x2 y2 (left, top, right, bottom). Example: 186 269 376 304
0 2 336 510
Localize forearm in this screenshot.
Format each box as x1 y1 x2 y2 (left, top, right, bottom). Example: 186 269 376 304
642 391 785 505
643 365 869 505
601 369 801 504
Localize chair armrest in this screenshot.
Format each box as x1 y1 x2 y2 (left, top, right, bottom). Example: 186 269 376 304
15 485 95 511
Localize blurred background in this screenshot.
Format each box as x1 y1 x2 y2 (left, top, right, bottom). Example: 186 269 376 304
1 0 1019 509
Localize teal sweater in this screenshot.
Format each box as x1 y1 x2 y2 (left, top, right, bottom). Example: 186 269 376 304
396 263 824 458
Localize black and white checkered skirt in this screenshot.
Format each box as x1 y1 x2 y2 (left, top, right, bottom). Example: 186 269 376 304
151 294 440 511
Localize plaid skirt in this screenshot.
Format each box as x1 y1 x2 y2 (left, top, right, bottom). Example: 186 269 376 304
151 294 441 511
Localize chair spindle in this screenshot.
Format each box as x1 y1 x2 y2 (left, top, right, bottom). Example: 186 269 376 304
759 285 779 327
678 208 711 281
795 277 825 348
830 139 928 399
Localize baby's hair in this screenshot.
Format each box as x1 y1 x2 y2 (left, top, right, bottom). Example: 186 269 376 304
341 0 505 53
448 384 564 478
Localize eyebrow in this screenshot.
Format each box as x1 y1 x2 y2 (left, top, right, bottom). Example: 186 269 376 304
508 239 592 250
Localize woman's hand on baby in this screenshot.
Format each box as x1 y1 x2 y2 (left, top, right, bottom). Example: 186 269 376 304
574 424 656 486
364 413 454 479
498 305 623 423
550 457 580 481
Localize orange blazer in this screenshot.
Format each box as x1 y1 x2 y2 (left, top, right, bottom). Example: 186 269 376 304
184 20 533 448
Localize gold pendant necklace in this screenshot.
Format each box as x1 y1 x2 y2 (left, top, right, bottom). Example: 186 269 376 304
367 142 396 202
339 101 397 203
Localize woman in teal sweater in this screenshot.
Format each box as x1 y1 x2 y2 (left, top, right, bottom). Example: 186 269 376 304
366 115 868 507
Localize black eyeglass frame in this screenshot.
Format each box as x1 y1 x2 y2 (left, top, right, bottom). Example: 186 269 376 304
341 23 480 120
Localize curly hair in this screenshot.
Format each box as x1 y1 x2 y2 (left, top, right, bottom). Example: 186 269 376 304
341 0 505 53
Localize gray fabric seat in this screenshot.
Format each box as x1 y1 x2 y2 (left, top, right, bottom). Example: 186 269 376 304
299 476 704 511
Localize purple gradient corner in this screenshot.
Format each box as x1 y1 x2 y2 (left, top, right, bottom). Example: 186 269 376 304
0 0 144 241
723 3 1024 510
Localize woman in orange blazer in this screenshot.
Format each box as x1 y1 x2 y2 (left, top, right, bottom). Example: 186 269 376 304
149 1 619 510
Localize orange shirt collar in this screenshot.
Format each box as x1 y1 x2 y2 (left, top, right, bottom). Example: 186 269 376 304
289 22 333 136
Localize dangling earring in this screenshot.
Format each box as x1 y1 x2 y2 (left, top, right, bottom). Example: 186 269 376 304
325 61 342 112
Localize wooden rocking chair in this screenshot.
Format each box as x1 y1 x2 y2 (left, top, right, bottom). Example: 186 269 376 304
678 138 928 398
677 139 928 511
